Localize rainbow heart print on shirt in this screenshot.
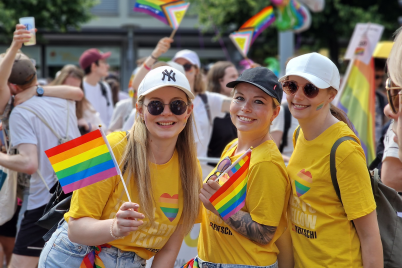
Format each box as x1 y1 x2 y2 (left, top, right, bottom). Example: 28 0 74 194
295 169 313 197
159 193 179 222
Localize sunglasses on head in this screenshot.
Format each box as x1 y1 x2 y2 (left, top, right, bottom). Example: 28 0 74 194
144 100 189 116
182 63 194 72
282 80 320 98
206 157 231 183
386 78 402 114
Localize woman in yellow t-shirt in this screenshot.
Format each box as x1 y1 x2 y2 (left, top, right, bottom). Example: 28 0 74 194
278 53 383 267
197 67 292 268
38 66 202 268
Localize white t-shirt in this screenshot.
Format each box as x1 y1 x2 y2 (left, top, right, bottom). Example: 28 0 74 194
382 123 399 161
122 92 226 158
109 98 133 132
83 81 114 127
10 96 80 210
270 103 299 157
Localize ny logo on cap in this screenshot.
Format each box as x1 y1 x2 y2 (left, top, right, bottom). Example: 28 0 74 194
162 69 176 82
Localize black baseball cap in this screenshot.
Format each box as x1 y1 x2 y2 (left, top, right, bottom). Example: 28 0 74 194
226 67 282 103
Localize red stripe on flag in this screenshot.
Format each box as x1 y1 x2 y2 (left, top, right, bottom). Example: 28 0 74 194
45 130 102 158
209 156 250 203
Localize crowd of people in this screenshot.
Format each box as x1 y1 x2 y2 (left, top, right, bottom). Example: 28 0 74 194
0 21 401 268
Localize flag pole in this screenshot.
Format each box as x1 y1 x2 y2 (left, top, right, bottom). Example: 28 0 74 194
212 148 252 182
169 28 178 39
99 126 132 203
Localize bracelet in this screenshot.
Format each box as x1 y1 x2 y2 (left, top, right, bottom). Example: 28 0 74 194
143 63 151 71
110 217 125 240
150 54 158 60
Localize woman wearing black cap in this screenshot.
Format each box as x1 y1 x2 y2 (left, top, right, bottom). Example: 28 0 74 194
195 67 291 268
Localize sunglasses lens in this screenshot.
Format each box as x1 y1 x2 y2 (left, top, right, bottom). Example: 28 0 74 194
387 90 399 114
170 100 187 115
216 157 231 172
283 81 298 94
304 83 319 98
183 64 192 71
147 101 164 115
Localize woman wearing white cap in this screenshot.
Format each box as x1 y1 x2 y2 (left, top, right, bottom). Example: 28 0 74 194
39 66 202 268
279 53 382 267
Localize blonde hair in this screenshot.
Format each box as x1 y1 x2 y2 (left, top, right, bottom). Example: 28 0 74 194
51 64 90 119
388 27 402 87
207 61 235 93
193 66 206 94
121 96 201 235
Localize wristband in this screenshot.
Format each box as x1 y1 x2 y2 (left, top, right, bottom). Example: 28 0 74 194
150 54 158 60
110 217 125 240
143 63 151 71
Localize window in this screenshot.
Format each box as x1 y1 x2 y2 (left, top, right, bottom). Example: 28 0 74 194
91 0 119 15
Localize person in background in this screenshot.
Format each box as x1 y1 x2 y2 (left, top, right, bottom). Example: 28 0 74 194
280 53 382 267
79 48 114 127
206 61 238 166
374 59 388 145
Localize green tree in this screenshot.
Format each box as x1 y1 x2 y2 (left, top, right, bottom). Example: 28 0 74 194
189 0 401 65
0 0 97 42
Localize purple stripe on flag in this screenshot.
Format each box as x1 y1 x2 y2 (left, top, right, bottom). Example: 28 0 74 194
222 199 246 220
134 7 168 25
62 168 118 193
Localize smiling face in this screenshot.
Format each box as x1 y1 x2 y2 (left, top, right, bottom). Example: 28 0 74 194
285 75 336 121
137 86 193 142
230 83 280 135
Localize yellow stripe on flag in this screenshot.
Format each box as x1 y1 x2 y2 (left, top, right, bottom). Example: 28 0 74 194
48 137 105 165
52 144 109 172
214 173 248 210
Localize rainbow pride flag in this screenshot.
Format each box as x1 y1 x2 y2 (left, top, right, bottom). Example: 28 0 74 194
181 258 199 268
45 130 119 193
134 0 190 29
338 59 376 163
209 150 251 220
229 6 275 56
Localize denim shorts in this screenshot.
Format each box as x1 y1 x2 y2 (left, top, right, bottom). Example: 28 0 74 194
196 256 278 268
38 221 146 268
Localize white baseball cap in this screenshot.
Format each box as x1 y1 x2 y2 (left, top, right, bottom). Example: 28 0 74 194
172 49 200 68
137 66 195 100
278 52 340 90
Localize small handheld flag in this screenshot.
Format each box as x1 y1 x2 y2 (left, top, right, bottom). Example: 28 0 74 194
209 149 252 220
230 6 275 57
134 0 190 37
45 129 131 202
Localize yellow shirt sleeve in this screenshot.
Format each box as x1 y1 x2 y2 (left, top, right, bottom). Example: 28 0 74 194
336 143 376 221
247 161 288 227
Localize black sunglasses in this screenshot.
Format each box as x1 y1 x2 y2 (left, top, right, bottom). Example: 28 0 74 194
282 80 320 98
182 63 194 72
386 78 402 114
206 157 231 183
144 100 189 116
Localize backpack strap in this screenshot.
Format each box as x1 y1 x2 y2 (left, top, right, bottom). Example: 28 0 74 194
99 82 111 107
329 136 358 203
279 103 291 153
199 93 212 126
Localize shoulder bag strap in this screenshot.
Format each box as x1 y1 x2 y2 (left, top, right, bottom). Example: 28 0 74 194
295 126 301 145
199 93 212 126
279 103 291 152
99 82 110 107
329 136 358 203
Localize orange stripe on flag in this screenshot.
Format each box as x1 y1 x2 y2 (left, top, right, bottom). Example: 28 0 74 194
211 170 248 206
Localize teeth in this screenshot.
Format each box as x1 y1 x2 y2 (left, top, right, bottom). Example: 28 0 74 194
239 116 253 122
158 122 174 126
294 104 308 108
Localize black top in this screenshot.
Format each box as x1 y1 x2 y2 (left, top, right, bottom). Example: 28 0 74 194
207 113 237 166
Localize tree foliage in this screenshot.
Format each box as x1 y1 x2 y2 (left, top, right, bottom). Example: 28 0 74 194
0 0 97 41
188 0 402 64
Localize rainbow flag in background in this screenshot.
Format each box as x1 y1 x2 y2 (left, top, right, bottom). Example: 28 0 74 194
209 150 251 220
181 258 199 268
134 0 190 29
45 130 119 193
230 6 275 56
338 59 376 163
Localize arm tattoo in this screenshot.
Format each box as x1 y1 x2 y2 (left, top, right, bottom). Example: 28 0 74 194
223 210 277 245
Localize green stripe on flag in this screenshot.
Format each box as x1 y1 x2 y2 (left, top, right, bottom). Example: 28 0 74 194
55 152 112 179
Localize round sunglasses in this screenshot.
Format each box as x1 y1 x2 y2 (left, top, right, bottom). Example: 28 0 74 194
144 100 189 116
206 157 231 183
386 78 402 114
282 80 320 98
182 63 194 72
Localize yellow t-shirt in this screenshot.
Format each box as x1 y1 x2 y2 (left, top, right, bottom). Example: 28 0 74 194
64 131 202 260
288 122 376 267
198 139 291 266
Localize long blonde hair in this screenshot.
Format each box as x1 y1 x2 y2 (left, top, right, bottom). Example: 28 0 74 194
120 96 201 235
388 27 402 87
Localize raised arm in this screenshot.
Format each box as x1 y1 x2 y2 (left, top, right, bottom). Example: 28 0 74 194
14 85 84 106
130 37 173 92
0 24 32 114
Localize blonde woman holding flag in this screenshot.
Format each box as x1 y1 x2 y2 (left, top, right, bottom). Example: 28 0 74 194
194 67 292 268
39 66 202 268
